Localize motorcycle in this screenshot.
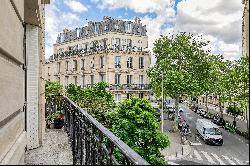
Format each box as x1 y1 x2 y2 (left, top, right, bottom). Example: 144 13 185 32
212 114 225 126
200 109 208 117
203 112 212 119
181 123 191 136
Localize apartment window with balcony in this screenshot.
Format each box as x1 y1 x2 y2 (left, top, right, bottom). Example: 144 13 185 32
100 74 105 82
139 93 144 99
127 75 132 84
100 56 104 68
127 57 133 68
115 56 121 68
91 75 94 85
66 61 69 71
57 62 61 73
115 74 121 85
65 76 69 86
73 60 77 71
74 76 77 85
139 75 144 84
82 75 85 87
139 57 144 69
115 38 120 49
115 94 121 102
81 59 85 70
127 39 132 47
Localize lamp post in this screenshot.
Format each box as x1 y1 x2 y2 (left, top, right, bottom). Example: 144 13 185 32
161 72 164 133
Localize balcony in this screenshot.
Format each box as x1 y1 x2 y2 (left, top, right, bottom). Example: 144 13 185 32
28 95 149 165
109 84 151 91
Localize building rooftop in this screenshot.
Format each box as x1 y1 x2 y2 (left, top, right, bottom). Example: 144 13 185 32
56 16 147 44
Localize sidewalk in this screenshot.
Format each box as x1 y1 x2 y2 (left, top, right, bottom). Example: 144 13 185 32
161 120 192 163
198 104 248 132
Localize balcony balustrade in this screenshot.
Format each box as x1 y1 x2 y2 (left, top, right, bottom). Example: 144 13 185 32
45 95 149 165
80 84 151 91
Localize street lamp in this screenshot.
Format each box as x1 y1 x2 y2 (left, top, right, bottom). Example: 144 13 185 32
161 72 164 133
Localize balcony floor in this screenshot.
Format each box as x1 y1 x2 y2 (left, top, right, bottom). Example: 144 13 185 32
25 129 73 165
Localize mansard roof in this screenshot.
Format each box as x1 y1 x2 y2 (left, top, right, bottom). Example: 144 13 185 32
56 16 147 44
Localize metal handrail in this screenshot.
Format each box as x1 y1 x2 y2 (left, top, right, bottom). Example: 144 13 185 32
46 95 149 165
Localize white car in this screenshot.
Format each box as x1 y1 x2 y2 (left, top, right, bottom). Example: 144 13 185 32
196 119 223 145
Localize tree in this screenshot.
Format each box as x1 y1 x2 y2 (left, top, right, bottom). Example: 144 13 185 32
65 82 115 126
147 33 211 127
107 97 170 165
45 81 64 98
226 104 243 127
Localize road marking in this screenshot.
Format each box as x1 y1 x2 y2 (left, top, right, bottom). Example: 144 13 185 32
233 157 243 165
222 155 236 165
193 150 203 161
190 142 202 146
211 153 225 165
201 151 216 164
168 161 179 165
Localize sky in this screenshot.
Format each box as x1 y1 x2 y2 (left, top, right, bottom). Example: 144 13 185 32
45 0 244 64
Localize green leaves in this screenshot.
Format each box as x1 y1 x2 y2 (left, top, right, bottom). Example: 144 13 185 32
45 81 64 98
108 97 170 165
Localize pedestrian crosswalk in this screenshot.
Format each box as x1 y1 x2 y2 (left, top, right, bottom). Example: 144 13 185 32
189 150 245 165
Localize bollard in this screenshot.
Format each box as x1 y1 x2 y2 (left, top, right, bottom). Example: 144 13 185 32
176 152 178 157
182 147 184 155
195 136 197 141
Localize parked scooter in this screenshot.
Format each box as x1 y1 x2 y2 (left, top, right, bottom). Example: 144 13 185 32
212 113 225 126
200 109 208 117
181 122 191 136
203 112 213 119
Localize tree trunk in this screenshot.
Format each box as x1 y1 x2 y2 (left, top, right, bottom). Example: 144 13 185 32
246 105 249 133
233 102 236 127
206 94 208 113
174 96 179 126
218 96 223 119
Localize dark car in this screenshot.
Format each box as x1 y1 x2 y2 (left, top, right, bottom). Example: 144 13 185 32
155 109 161 121
205 138 223 146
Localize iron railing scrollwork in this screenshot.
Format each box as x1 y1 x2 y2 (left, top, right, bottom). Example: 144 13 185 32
46 95 149 165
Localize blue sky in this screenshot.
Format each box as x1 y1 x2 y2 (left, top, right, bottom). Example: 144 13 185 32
45 0 243 63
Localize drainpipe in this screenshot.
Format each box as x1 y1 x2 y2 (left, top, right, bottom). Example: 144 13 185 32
23 23 27 131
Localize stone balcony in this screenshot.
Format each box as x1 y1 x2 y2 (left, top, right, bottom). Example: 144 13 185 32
25 129 73 165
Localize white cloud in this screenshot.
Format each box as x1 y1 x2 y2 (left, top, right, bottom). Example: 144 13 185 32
64 0 88 13
45 0 84 59
175 0 243 60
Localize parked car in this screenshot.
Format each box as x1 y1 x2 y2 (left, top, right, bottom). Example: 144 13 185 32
196 119 223 146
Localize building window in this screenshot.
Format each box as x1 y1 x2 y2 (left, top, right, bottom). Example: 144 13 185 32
115 56 121 68
127 57 133 68
100 74 105 82
57 62 61 73
115 94 121 102
139 57 144 69
91 75 94 85
127 93 132 99
74 76 77 85
139 75 144 84
91 57 95 69
65 76 69 86
94 24 99 34
66 61 69 71
139 93 144 99
81 59 85 70
48 67 50 76
115 74 121 85
127 75 132 84
82 75 85 87
100 56 104 68
73 60 77 71
125 22 132 33
127 39 132 47
58 77 60 83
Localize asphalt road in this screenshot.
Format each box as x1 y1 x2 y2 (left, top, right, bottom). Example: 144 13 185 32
178 103 249 165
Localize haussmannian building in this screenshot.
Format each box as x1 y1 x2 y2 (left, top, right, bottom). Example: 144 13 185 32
45 16 151 102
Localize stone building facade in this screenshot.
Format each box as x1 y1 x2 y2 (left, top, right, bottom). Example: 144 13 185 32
0 0 49 164
45 16 151 102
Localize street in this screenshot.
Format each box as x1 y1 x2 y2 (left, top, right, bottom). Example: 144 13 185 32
163 100 249 165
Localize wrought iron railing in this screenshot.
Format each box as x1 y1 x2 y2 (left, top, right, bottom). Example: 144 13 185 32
81 84 151 90
45 95 149 165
